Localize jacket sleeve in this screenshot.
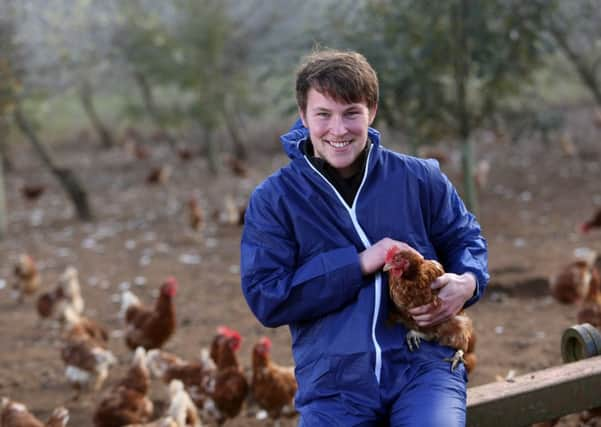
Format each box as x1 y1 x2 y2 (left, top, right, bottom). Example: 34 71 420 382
425 161 489 308
240 187 365 327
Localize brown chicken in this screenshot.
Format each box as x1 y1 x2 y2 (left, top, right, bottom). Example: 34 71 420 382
251 337 297 425
148 327 248 425
60 306 115 394
212 195 245 226
0 397 69 427
146 165 172 185
61 336 117 394
62 306 109 346
188 198 204 233
550 249 599 305
126 380 200 427
177 146 193 161
36 266 84 322
576 264 601 328
224 154 248 178
581 208 601 234
202 327 249 425
147 347 215 403
384 246 474 371
21 184 46 202
122 277 178 350
13 254 41 303
93 347 154 427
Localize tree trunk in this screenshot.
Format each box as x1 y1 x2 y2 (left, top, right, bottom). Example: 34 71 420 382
0 145 6 239
550 27 601 107
220 105 247 160
0 118 13 172
133 71 177 148
79 80 114 149
453 0 478 215
13 107 94 221
204 127 218 175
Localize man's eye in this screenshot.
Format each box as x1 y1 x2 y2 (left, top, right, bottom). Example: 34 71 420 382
317 112 330 117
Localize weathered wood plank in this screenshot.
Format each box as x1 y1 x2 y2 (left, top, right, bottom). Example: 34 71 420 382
467 356 601 427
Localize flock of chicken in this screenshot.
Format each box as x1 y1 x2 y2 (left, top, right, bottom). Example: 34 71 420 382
542 209 601 425
549 208 601 316
8 125 601 427
5 258 297 427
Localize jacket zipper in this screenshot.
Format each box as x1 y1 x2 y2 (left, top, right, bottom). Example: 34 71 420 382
303 143 383 383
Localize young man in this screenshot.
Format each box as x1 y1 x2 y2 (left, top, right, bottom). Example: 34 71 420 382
241 49 488 426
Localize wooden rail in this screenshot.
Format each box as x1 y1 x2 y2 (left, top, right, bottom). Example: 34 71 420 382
467 324 601 426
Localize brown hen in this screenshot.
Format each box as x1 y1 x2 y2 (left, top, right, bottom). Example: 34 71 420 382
550 249 599 305
122 277 177 350
581 208 601 234
93 347 154 427
12 254 40 303
251 336 297 425
0 398 69 427
384 246 474 371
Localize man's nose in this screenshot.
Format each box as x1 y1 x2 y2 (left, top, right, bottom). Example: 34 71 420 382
329 115 346 136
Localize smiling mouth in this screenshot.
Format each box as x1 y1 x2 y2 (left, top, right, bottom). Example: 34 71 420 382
326 139 352 148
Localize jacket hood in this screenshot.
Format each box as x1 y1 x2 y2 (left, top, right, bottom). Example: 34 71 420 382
280 118 381 160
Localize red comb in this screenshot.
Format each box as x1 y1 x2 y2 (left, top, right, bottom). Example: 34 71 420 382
385 246 401 262
217 326 242 350
164 276 178 286
217 325 233 336
162 277 178 296
259 336 272 349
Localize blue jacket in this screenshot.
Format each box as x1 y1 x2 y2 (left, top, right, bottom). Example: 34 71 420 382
241 120 488 401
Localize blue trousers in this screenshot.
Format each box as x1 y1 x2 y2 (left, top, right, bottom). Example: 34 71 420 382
296 343 467 427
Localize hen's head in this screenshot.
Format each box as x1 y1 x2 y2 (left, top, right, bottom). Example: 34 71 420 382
217 325 242 351
15 254 36 277
188 197 199 209
580 209 601 234
383 246 421 278
254 336 272 357
161 277 178 297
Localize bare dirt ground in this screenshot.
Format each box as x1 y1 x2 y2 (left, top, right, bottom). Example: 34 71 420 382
0 105 600 426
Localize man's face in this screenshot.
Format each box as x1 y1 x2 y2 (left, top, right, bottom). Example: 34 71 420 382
300 88 376 178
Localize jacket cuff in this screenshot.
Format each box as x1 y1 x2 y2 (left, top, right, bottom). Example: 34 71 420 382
463 271 480 308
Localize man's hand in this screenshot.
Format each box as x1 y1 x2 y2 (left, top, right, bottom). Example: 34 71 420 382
358 238 422 275
409 272 476 327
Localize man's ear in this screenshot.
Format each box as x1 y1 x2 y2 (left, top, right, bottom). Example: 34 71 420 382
299 108 308 128
368 105 378 125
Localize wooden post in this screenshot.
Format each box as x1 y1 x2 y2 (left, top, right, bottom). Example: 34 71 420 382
467 355 601 426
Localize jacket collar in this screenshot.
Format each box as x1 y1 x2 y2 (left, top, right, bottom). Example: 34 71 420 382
280 118 381 160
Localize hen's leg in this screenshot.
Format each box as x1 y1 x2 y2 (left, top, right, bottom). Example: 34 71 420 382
406 330 431 351
443 349 465 372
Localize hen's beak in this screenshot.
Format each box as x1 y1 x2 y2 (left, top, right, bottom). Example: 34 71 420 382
383 263 392 272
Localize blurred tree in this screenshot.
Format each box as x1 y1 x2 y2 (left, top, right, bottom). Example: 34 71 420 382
79 78 115 149
169 0 276 168
328 0 554 214
547 1 601 107
113 0 277 168
3 1 95 222
13 105 94 221
0 1 19 239
112 3 180 148
12 0 123 149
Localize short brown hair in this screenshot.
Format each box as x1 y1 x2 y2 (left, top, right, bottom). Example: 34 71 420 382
296 49 379 113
